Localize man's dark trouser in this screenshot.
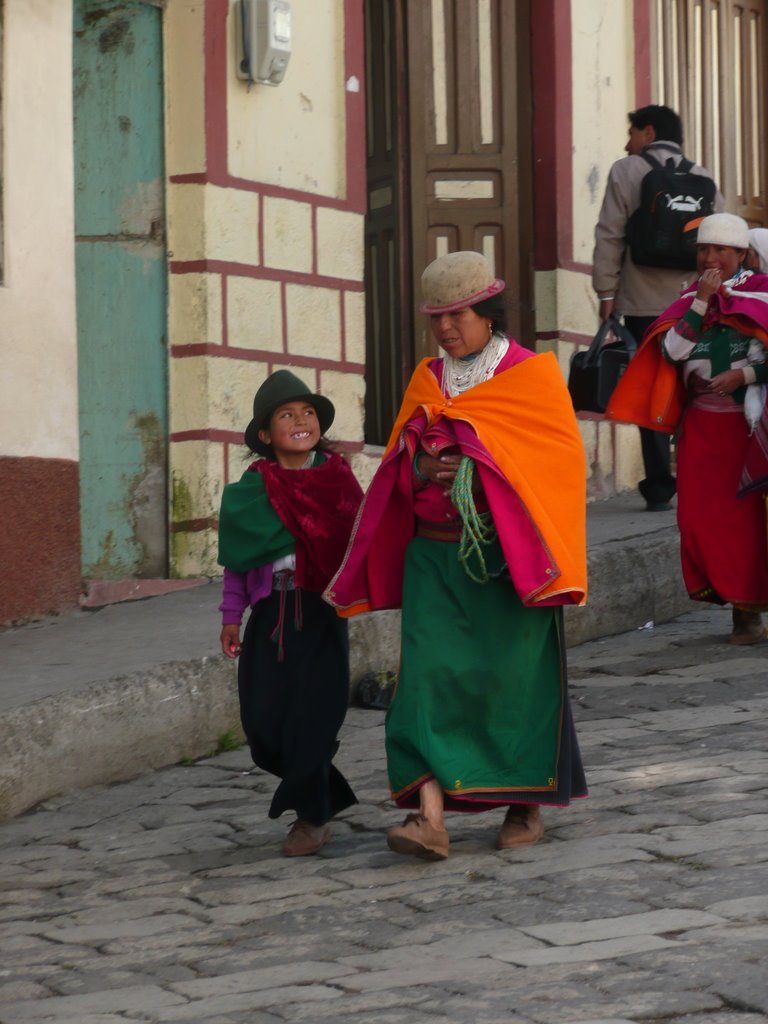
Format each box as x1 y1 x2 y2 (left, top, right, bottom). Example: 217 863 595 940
624 315 677 508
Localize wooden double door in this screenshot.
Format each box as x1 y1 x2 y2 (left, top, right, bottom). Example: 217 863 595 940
364 0 533 444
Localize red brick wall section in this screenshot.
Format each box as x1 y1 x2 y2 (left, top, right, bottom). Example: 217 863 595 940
634 0 652 107
531 0 575 273
0 457 82 624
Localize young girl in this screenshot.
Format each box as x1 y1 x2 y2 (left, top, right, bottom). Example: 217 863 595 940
218 370 363 856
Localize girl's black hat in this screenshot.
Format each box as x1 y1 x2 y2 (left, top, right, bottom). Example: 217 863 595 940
244 370 335 455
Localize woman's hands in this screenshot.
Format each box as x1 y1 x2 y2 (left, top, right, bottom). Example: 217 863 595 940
696 268 723 304
220 625 242 659
707 368 745 396
414 452 483 497
415 452 462 490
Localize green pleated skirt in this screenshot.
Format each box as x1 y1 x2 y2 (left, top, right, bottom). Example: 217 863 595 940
386 536 586 811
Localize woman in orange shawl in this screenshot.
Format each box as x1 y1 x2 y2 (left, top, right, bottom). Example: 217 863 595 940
326 252 588 860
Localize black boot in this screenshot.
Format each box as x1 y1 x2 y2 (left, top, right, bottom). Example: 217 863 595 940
729 607 766 645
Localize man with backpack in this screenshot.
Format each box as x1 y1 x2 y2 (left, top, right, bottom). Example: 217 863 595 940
593 104 724 511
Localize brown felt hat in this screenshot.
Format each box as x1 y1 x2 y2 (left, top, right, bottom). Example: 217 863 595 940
244 370 335 456
419 251 505 314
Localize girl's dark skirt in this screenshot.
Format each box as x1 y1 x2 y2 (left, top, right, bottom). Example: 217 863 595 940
238 588 357 825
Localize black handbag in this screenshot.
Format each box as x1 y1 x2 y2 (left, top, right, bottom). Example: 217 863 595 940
568 315 638 413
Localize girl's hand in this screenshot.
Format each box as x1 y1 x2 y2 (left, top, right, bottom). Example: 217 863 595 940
696 268 722 304
220 625 242 659
707 369 745 396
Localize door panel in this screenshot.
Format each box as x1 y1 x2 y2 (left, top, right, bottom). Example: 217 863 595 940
73 0 168 577
407 0 533 360
655 0 767 225
364 0 533 441
364 0 412 445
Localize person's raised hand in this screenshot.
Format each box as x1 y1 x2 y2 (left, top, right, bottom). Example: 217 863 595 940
696 268 722 304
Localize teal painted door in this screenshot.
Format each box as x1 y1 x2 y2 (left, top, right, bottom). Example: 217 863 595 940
74 0 168 578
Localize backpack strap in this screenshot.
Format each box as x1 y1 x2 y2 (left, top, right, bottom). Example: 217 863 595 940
640 151 695 174
639 151 663 170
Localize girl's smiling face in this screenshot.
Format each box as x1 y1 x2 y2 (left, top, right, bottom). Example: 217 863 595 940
258 401 321 467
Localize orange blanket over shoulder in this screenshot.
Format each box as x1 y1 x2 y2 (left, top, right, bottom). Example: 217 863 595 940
384 351 588 605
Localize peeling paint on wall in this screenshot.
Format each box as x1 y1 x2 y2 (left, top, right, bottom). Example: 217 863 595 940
89 528 131 579
171 473 194 524
129 411 167 576
587 164 599 204
98 17 133 55
120 176 163 237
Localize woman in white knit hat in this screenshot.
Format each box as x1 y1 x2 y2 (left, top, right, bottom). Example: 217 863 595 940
609 213 768 644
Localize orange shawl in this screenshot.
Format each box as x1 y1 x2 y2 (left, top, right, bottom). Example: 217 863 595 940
385 352 587 605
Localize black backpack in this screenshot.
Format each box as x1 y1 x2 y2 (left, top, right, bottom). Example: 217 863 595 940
626 152 717 270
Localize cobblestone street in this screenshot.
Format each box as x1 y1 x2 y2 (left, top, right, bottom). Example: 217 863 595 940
1 606 767 1024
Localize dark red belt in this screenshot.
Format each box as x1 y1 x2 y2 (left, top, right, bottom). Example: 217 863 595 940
415 519 462 542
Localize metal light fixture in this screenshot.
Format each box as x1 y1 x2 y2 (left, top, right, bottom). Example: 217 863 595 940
235 0 292 87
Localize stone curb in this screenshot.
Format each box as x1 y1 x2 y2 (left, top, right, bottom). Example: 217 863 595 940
0 525 693 822
566 526 693 645
0 659 241 822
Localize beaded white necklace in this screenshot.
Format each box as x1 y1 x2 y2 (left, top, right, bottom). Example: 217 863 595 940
442 332 509 397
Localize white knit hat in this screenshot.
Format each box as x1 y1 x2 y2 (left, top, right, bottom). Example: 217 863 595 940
696 213 750 249
748 228 768 273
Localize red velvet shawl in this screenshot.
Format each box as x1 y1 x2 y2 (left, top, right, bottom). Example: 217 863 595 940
254 453 363 592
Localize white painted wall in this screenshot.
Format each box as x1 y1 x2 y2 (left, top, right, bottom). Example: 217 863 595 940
226 0 347 197
0 0 79 461
571 0 636 267
164 0 206 177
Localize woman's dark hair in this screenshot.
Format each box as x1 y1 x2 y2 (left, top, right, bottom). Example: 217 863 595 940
628 104 683 145
471 291 508 335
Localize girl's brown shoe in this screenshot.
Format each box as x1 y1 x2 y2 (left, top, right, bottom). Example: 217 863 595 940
283 820 331 857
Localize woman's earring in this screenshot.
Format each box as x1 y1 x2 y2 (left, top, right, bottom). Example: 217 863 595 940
488 321 493 339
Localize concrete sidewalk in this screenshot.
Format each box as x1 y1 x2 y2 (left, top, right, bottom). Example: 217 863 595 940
0 495 693 821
